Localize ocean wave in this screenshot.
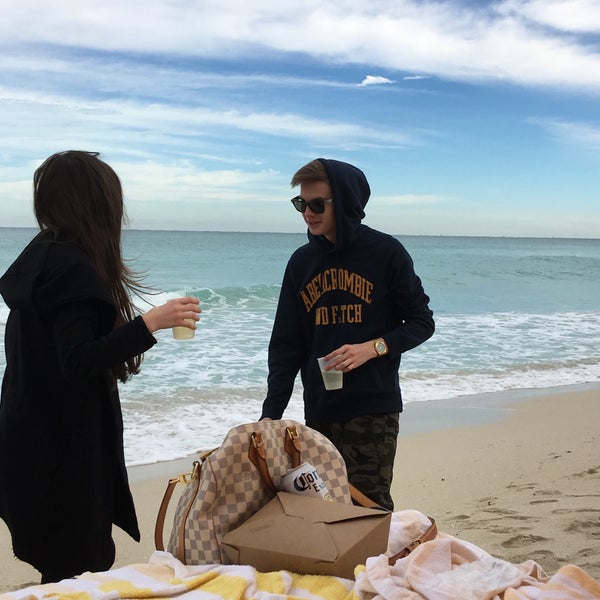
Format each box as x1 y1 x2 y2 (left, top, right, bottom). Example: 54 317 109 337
132 284 281 312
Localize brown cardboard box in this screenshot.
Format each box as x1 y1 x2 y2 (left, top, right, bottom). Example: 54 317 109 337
221 492 391 579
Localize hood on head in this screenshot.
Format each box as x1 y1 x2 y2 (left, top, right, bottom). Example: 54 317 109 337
315 158 370 250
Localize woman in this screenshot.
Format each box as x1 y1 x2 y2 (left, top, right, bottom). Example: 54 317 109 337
0 151 201 583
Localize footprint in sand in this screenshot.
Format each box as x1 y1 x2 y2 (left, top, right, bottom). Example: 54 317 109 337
501 534 549 548
482 507 516 516
571 466 600 477
487 526 515 535
553 508 600 515
573 546 600 559
477 496 497 506
506 482 537 491
532 489 561 497
570 547 600 576
482 509 536 522
565 519 600 537
529 489 560 504
525 550 561 574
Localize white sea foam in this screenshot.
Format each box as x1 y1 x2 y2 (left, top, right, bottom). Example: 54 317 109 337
121 357 600 466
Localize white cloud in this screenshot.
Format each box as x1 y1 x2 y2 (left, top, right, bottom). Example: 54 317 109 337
1 1 600 92
498 0 600 33
358 75 395 87
528 117 600 151
0 85 421 164
115 161 283 204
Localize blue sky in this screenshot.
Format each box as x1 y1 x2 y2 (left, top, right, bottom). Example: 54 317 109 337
1 0 599 238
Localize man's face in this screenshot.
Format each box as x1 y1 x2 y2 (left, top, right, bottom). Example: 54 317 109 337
299 180 336 243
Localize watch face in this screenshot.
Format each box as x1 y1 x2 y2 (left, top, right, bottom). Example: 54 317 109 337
376 341 386 354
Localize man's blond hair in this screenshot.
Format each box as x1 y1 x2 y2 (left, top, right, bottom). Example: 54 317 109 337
291 159 328 187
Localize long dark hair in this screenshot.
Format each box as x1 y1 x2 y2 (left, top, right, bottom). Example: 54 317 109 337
33 150 145 383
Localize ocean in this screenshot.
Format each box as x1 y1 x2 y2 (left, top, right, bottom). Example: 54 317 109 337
1 228 599 466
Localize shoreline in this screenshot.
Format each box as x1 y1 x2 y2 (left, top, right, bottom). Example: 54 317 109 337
126 382 600 481
1 382 599 591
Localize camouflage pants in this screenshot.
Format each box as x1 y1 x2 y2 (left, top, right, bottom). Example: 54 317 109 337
306 413 399 511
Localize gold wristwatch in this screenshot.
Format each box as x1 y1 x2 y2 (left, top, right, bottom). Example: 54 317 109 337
374 337 388 356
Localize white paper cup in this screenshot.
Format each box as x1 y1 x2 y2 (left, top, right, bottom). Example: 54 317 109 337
172 319 196 340
318 356 343 390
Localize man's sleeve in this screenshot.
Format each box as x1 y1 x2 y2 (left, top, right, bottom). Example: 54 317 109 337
384 242 435 357
260 265 307 419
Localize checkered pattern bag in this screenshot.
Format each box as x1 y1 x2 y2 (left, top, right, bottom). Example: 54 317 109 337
154 419 352 565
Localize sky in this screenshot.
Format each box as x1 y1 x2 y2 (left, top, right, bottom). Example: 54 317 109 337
0 0 599 238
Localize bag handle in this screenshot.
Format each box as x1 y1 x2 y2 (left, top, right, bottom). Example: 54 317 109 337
284 425 301 465
248 431 276 493
248 426 301 493
387 517 438 564
249 426 389 512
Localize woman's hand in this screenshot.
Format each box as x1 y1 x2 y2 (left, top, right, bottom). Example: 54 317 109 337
142 296 201 334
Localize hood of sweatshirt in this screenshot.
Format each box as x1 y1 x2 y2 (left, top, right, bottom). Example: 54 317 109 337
306 159 370 252
0 230 114 317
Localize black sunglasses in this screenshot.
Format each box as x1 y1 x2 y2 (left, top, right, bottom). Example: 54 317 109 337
290 196 333 214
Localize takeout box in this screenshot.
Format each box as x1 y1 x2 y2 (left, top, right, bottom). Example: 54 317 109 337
221 491 391 579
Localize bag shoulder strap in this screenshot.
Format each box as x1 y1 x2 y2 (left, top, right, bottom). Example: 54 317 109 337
349 483 385 509
154 461 201 552
387 517 438 564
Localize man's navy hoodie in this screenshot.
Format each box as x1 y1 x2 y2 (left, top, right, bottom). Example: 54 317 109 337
261 159 434 423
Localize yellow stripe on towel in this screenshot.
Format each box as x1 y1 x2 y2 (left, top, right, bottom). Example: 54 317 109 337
256 571 288 595
289 572 356 600
197 574 252 600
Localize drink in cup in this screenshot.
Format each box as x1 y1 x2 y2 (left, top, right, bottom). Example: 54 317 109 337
172 287 197 340
317 356 343 390
172 319 195 340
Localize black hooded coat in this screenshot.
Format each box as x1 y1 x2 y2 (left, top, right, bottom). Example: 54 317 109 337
261 159 435 423
0 230 156 578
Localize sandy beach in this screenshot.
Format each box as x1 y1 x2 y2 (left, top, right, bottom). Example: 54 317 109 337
1 384 599 592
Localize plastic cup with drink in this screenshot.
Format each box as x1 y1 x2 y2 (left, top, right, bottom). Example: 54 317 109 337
172 287 198 340
317 355 343 390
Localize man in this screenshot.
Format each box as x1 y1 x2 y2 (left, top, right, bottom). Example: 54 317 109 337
260 158 434 510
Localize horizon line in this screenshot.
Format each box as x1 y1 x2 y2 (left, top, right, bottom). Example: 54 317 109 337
1 225 598 242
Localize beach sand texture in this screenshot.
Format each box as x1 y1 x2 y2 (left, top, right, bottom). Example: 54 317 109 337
1 385 599 592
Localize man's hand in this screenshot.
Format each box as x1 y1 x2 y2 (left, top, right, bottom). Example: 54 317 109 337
324 340 378 373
